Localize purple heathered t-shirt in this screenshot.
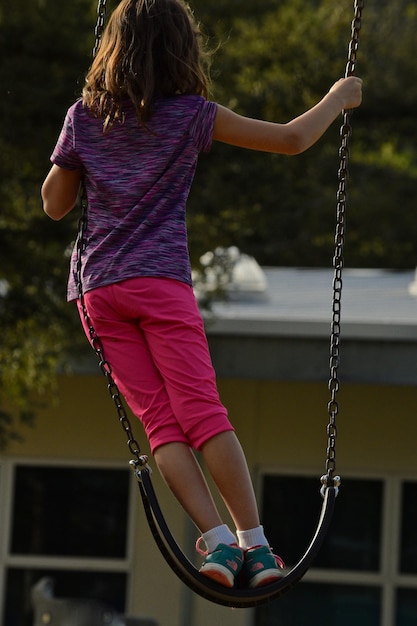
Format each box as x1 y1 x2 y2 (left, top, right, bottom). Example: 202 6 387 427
50 95 217 301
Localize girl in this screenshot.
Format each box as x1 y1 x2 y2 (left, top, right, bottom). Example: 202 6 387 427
41 0 362 589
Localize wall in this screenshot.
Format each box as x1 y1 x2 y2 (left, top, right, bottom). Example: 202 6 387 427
2 373 417 626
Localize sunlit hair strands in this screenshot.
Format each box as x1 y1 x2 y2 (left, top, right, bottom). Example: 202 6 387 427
82 0 212 130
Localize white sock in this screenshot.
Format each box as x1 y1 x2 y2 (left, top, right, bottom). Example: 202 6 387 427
236 525 268 550
202 524 237 553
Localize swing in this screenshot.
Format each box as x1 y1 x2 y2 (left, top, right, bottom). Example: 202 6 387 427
76 0 364 608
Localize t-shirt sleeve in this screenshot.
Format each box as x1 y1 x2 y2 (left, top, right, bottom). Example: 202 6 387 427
50 108 83 171
189 99 218 153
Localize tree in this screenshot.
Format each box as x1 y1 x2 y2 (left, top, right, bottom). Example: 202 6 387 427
1 0 417 447
0 0 96 446
189 0 417 269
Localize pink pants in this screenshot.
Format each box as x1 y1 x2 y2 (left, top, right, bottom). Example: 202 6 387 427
77 277 233 453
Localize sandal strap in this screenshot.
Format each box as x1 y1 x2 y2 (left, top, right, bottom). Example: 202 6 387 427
195 536 208 556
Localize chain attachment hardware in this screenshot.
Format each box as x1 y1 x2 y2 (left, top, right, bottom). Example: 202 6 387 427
129 458 153 482
320 474 341 498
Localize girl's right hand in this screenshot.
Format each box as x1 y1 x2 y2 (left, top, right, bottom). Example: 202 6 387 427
329 76 363 109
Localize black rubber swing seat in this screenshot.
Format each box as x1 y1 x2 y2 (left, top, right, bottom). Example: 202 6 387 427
133 465 337 608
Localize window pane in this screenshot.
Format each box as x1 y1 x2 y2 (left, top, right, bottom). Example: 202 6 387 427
396 588 417 626
4 568 126 626
255 582 381 626
262 475 383 571
11 465 129 558
400 482 417 573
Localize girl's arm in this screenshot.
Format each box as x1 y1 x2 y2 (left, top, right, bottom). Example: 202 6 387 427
41 164 82 221
213 76 362 155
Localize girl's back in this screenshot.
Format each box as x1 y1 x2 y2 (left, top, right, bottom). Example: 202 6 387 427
53 94 217 300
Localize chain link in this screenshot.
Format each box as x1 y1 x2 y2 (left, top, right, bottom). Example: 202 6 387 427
92 0 108 58
323 0 364 493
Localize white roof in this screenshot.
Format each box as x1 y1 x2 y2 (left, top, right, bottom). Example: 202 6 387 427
206 267 417 341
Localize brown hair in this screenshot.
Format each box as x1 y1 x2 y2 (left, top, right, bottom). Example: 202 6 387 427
83 0 212 130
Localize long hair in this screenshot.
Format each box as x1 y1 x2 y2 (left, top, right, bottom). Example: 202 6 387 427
83 0 212 130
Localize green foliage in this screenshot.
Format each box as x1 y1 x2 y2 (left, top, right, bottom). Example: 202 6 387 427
1 0 416 447
0 0 94 447
189 0 417 269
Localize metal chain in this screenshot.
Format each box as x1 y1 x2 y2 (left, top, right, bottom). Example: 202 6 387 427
92 0 108 58
75 0 149 469
76 198 148 467
321 0 364 496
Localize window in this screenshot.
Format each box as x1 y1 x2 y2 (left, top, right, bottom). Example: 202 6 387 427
256 582 381 626
396 481 417 625
11 465 129 558
396 588 417 626
2 463 131 626
256 473 417 626
5 569 127 626
399 481 417 574
261 475 383 571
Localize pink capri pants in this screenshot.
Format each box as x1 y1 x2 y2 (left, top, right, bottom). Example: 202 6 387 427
77 277 234 453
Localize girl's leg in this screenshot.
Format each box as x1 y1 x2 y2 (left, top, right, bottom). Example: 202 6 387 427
199 430 261 531
198 432 285 589
153 441 223 533
154 432 262 534
154 432 262 535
